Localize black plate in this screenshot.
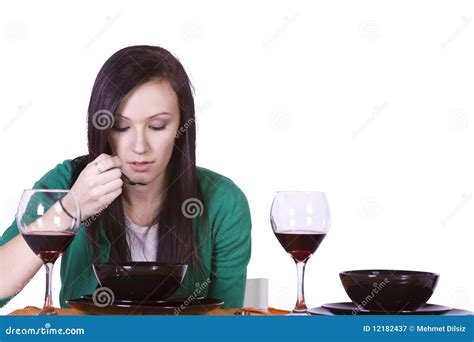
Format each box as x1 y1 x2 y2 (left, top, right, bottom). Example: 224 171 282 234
311 302 451 315
66 295 224 315
309 305 473 316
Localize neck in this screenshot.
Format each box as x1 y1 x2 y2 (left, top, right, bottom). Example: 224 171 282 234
122 171 167 226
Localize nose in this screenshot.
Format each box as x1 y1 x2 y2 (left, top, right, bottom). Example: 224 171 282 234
132 128 149 154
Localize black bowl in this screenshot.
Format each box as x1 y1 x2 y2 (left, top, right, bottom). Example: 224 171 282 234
93 262 188 301
339 270 439 312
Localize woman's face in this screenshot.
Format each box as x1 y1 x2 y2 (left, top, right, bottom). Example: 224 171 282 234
109 79 180 186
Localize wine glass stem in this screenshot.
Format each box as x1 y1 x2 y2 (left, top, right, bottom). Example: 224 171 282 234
41 262 56 315
293 261 307 313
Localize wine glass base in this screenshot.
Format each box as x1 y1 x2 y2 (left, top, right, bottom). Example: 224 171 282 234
289 311 309 316
38 308 57 316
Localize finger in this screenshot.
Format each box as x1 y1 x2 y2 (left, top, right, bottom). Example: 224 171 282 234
93 153 111 163
112 155 123 167
88 154 111 174
103 188 122 205
95 178 123 197
95 156 122 173
95 168 122 186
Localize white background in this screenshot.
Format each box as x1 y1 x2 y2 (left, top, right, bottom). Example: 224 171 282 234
0 0 472 315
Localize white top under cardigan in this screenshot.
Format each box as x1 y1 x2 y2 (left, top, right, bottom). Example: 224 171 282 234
125 215 158 261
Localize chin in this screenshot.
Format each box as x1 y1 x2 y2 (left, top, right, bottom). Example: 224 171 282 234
139 172 161 183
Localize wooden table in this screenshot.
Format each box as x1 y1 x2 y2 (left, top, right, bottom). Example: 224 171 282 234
9 306 290 316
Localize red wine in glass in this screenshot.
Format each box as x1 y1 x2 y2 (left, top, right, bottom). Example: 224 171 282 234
271 191 331 315
23 231 76 263
16 189 80 315
274 230 326 262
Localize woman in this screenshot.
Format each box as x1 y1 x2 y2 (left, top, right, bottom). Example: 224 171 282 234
0 45 252 309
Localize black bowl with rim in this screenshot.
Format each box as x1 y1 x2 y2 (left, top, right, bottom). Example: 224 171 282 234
93 262 188 301
339 270 439 312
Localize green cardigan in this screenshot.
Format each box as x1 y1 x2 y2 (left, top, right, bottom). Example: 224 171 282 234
0 160 252 309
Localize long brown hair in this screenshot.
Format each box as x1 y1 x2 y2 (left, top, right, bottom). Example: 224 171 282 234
70 45 206 278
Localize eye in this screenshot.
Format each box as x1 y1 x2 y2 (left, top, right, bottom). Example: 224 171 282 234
112 127 129 132
150 126 166 131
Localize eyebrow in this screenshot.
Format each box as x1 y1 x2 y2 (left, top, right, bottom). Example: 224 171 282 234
116 112 173 120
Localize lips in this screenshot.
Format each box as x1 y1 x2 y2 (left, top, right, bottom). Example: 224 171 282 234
128 161 153 172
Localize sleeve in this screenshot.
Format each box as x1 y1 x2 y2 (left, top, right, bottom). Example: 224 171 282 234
206 182 252 308
0 160 72 308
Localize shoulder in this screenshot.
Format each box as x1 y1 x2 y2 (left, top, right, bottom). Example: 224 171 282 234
34 159 75 189
196 166 251 233
196 166 248 205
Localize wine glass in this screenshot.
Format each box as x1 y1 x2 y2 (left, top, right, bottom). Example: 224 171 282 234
16 189 80 315
271 191 331 315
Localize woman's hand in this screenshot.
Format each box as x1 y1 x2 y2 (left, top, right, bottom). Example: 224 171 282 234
65 153 123 221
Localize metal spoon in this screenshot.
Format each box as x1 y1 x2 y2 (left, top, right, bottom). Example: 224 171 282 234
121 173 146 186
